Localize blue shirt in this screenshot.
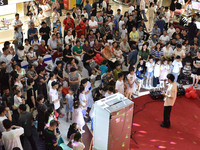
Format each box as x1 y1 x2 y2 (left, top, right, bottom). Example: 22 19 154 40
28 28 37 40
54 24 62 37
128 50 138 65
152 49 164 59
85 4 92 17
100 65 108 76
156 20 165 33
76 0 82 5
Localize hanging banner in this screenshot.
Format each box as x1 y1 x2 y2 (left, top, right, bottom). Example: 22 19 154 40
64 0 76 10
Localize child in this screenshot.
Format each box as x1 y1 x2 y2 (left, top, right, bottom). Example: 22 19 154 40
90 69 97 87
14 90 25 108
160 59 169 87
113 63 122 80
58 84 65 117
72 99 85 134
153 60 161 87
136 66 144 95
78 86 87 118
114 45 124 64
24 39 30 53
65 88 74 122
100 60 108 76
115 72 126 95
120 24 128 39
105 87 114 97
27 47 38 67
172 56 183 82
145 57 155 88
126 67 138 98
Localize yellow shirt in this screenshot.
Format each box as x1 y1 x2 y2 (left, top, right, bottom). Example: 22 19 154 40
129 31 139 41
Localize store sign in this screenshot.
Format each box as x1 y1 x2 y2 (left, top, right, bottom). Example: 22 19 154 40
0 0 8 6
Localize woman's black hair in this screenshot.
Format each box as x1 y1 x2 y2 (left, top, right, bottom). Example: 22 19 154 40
81 78 88 85
167 73 175 82
74 132 82 142
44 105 54 123
27 78 34 86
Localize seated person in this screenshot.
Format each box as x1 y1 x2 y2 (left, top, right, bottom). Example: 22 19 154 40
47 34 58 53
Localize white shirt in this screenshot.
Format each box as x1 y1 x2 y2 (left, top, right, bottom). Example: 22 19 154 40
118 20 125 30
0 116 7 132
2 127 24 150
65 35 74 45
172 60 183 73
164 10 170 23
47 38 57 49
159 35 170 44
0 54 12 73
154 64 161 77
47 79 57 92
17 49 25 60
140 0 145 10
89 20 98 33
163 46 173 58
72 141 85 150
41 3 51 17
102 1 107 9
167 28 175 39
127 73 136 85
105 92 113 97
38 13 46 23
12 19 23 33
50 88 60 109
79 93 87 109
82 12 88 19
14 95 22 107
146 62 155 72
128 6 135 14
115 80 125 95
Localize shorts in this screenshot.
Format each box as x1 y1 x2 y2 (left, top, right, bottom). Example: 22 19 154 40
191 74 200 78
145 71 153 77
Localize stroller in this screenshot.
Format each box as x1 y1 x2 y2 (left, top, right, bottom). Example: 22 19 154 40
179 62 192 85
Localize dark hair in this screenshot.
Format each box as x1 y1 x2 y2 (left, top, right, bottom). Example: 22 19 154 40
167 73 175 82
70 67 76 72
50 120 58 127
15 90 21 95
129 67 135 72
28 64 33 70
19 104 26 111
81 78 88 85
102 60 108 65
4 41 10 47
3 119 12 130
73 98 80 109
108 87 114 92
176 55 181 59
49 72 55 79
15 13 19 17
0 106 5 114
2 47 8 52
74 132 82 142
38 67 45 74
107 67 112 73
27 78 34 86
176 44 182 48
37 94 44 102
118 72 124 79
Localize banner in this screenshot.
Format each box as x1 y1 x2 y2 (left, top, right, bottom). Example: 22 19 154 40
0 0 8 6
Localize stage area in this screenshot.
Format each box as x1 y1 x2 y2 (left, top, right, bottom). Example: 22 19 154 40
130 91 200 150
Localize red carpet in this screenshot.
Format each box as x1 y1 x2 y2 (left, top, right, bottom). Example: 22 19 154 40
130 91 200 150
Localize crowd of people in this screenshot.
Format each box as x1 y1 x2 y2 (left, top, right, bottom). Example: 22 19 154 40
0 0 200 149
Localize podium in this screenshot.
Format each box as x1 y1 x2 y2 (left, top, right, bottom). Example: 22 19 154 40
93 93 134 150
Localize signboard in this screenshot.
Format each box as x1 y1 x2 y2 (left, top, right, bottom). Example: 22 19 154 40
0 3 16 15
0 0 8 6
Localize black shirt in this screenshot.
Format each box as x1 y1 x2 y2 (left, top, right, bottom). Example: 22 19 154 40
39 26 51 42
18 112 33 137
63 48 73 63
91 2 97 16
43 128 57 150
107 9 113 16
27 87 35 108
127 19 136 33
2 93 12 108
83 53 93 65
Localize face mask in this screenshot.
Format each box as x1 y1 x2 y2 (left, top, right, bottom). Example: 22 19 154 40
57 23 60 26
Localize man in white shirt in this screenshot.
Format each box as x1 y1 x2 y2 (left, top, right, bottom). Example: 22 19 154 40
49 81 61 112
48 34 58 53
164 7 170 30
115 73 125 95
172 56 183 82
0 106 12 133
38 7 47 25
12 13 23 43
128 2 135 15
2 119 24 150
89 15 98 33
94 11 103 29
0 47 13 73
40 2 51 28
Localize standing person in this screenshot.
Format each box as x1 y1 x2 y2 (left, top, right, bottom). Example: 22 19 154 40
115 72 125 95
78 86 88 118
65 88 74 122
26 78 36 111
18 104 38 150
2 119 24 150
192 50 200 88
12 13 23 44
36 94 47 136
172 56 183 82
37 67 48 100
49 81 61 118
140 0 148 22
69 68 81 95
148 2 155 31
77 0 84 11
161 74 177 128
0 106 12 132
41 1 51 28
170 0 177 18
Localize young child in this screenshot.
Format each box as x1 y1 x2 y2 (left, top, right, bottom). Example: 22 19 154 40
114 45 124 64
145 57 155 88
72 99 85 134
172 56 183 82
160 59 169 87
120 24 128 39
126 67 138 98
100 60 108 76
153 60 161 87
78 86 87 118
58 84 65 117
65 88 74 122
113 63 122 80
24 39 30 53
105 87 114 97
136 66 144 95
115 72 126 95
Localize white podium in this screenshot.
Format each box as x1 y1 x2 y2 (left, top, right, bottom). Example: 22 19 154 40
93 93 134 150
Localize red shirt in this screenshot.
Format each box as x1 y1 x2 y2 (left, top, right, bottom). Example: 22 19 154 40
63 17 74 26
75 22 86 38
64 23 74 30
52 51 63 61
